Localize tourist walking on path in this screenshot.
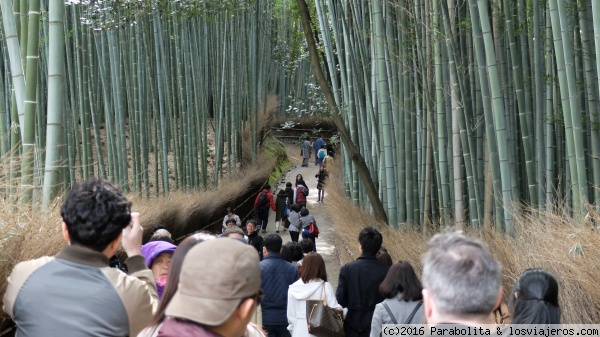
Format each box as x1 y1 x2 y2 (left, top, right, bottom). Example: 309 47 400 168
299 207 318 252
313 135 325 165
222 207 242 230
3 179 159 337
336 227 389 337
254 184 276 233
370 261 424 337
260 234 299 337
247 220 264 261
301 137 312 167
275 190 288 233
287 204 301 242
287 253 342 337
315 166 328 203
285 182 294 207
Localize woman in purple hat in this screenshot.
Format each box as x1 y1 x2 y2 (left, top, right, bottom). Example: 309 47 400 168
141 241 177 299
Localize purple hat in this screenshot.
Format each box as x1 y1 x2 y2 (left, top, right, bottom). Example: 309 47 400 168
141 241 177 268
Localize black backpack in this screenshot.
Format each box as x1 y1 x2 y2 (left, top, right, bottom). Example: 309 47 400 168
258 192 269 206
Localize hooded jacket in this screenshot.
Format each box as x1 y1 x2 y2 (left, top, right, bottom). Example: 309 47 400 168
287 279 342 337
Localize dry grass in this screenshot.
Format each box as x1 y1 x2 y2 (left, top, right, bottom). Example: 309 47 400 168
324 159 600 324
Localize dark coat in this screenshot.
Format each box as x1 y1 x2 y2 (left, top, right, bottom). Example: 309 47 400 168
260 253 299 326
336 254 390 337
285 187 294 206
275 193 287 221
247 231 264 260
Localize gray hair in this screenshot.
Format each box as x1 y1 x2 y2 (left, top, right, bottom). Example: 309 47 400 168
422 231 501 316
222 226 245 238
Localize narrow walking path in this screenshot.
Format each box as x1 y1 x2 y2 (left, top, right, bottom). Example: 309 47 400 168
253 145 342 325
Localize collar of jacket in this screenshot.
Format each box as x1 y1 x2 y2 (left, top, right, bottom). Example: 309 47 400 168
357 253 377 260
263 252 283 260
56 244 110 268
158 317 223 337
248 231 259 239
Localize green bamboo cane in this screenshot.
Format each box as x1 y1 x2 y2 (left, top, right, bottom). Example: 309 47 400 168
477 0 515 233
42 0 65 208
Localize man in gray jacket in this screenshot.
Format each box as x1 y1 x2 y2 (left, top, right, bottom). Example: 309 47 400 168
3 179 158 337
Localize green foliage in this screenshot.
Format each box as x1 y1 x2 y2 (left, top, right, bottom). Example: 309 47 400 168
261 136 290 184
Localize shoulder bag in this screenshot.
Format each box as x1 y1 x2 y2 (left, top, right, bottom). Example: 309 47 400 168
306 283 345 337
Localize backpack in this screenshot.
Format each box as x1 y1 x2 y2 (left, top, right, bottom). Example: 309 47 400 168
318 149 326 159
258 191 268 206
301 185 309 196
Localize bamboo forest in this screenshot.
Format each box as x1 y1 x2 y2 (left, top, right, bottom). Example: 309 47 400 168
2 0 600 232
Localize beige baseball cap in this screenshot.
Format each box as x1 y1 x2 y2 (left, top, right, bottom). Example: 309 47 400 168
165 238 261 326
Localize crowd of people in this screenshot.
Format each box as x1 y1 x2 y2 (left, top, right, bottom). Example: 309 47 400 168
2 177 562 337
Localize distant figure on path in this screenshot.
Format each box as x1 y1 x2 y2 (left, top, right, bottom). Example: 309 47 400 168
3 179 159 337
315 166 328 203
313 135 325 165
322 151 334 169
275 189 288 233
299 207 318 252
254 184 276 233
223 207 242 230
301 136 312 167
336 227 389 337
247 220 264 261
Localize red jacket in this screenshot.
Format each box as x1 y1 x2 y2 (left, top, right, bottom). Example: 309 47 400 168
254 189 276 211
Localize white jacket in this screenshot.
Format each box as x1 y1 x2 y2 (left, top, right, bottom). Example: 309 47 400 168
287 279 342 337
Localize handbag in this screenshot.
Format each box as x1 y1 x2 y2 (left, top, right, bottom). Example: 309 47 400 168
306 283 344 337
308 221 320 236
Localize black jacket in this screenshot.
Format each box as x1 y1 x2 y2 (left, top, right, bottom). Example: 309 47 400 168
247 231 264 260
336 254 390 337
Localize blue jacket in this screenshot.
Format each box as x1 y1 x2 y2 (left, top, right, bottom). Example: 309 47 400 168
314 138 325 154
260 253 299 325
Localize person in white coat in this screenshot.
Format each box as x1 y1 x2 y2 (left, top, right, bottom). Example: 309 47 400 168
370 261 425 337
287 253 343 337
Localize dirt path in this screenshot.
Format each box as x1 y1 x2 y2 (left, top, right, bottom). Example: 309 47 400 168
253 144 342 325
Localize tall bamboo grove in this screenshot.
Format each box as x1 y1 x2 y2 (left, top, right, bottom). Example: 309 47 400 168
0 0 313 207
302 0 600 231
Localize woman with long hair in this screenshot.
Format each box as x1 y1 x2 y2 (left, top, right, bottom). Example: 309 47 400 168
370 261 424 337
287 253 343 337
509 269 560 324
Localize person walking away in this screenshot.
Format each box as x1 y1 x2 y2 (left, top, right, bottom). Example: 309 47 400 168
301 137 312 167
287 204 301 242
287 253 343 337
421 231 503 332
141 241 177 299
370 261 424 337
313 135 325 165
275 189 288 233
246 220 264 261
315 166 328 203
336 227 389 337
254 184 276 233
3 179 159 337
223 207 242 230
299 207 318 252
285 182 294 207
508 269 560 324
293 183 308 209
316 145 327 167
154 238 264 337
260 234 299 337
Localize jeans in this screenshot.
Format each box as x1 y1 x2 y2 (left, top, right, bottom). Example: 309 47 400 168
263 325 291 337
289 230 299 242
